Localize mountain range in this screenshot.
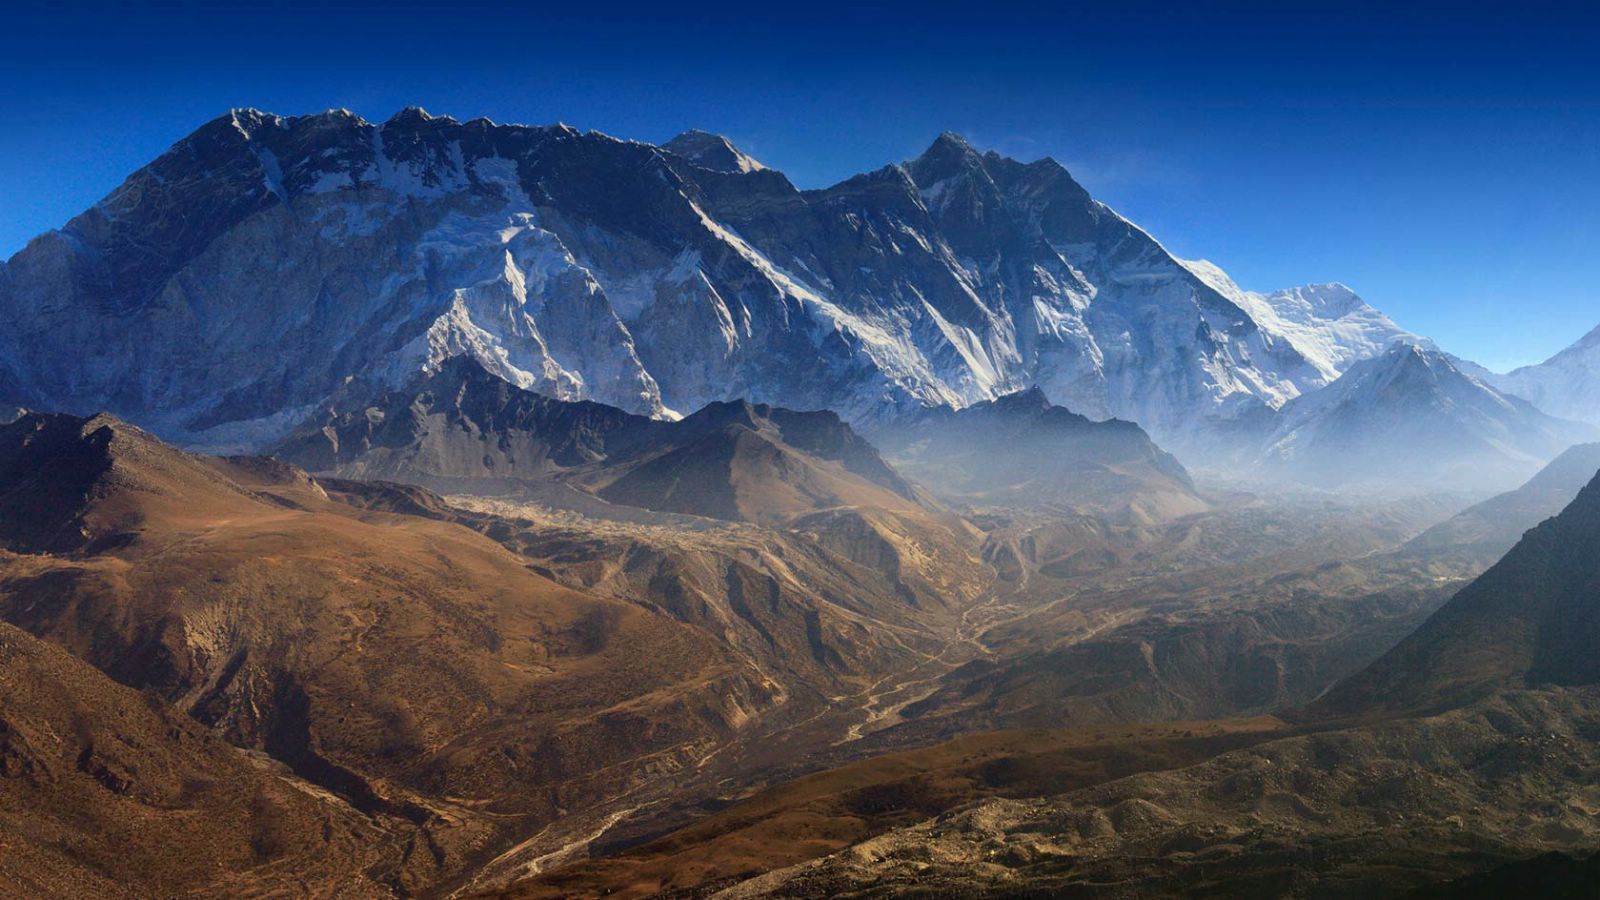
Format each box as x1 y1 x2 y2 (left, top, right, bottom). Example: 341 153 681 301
0 109 1471 461
276 355 935 528
7 105 1600 899
2 106 1595 491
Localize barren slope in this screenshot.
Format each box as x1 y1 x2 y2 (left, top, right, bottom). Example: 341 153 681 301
0 621 395 898
0 413 780 892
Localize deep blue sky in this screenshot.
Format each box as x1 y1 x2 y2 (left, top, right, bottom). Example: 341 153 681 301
4 1 1598 370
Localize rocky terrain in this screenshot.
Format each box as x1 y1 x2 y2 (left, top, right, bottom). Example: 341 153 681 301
4 106 1600 899
0 401 1539 898
0 413 805 892
495 717 1290 899
0 410 995 894
0 621 394 898
719 687 1600 899
619 470 1600 899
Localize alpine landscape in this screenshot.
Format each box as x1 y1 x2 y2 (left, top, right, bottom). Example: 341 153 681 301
3 3 1599 898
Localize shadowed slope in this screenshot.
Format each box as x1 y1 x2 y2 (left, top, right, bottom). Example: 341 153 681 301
0 621 393 898
1316 470 1600 718
869 386 1205 523
1403 441 1600 562
0 412 262 553
279 360 928 528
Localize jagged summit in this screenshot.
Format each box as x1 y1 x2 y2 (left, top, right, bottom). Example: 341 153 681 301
909 131 984 178
385 105 437 124
1177 266 1428 384
989 385 1053 413
0 104 1438 472
662 129 767 173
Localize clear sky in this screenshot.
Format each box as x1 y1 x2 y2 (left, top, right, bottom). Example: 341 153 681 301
4 0 1598 370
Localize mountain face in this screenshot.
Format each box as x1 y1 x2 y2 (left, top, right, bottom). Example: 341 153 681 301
1485 323 1600 425
1316 468 1600 717
0 108 1353 452
276 354 659 480
1260 342 1595 490
868 386 1206 523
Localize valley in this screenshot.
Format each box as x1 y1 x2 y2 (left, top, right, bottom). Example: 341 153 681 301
0 398 1523 898
445 487 1491 896
2 101 1599 900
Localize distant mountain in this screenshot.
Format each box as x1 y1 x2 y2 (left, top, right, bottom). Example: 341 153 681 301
869 386 1206 523
1260 343 1595 490
276 355 658 480
0 108 1366 452
1404 441 1600 561
1179 266 1426 384
277 357 927 527
1316 468 1600 717
1487 323 1600 425
587 398 927 527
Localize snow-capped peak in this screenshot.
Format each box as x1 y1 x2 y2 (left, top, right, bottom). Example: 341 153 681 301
386 106 437 124
662 130 767 173
1189 269 1428 385
0 105 1432 458
1484 320 1600 425
1260 339 1593 490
